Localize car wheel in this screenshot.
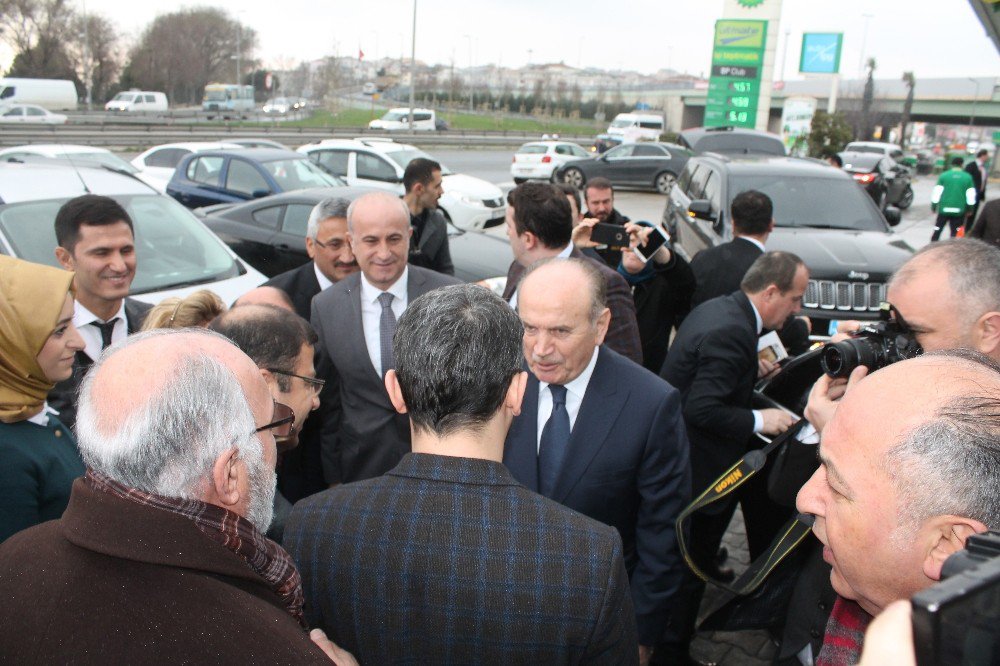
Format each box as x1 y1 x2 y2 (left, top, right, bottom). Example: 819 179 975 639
562 168 585 189
513 177 527 185
654 171 677 195
897 184 914 210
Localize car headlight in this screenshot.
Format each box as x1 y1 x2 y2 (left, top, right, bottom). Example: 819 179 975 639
456 193 485 207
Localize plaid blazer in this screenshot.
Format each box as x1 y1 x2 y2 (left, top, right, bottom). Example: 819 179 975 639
284 453 638 665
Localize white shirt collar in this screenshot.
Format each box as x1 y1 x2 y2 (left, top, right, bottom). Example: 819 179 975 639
74 299 128 361
74 298 126 327
26 402 58 427
539 344 600 403
313 262 334 292
738 235 766 252
360 266 408 304
555 243 574 259
747 298 764 334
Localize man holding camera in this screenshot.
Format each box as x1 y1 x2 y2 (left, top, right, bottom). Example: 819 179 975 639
796 349 1000 665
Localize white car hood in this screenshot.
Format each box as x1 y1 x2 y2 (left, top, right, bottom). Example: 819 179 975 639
442 173 503 199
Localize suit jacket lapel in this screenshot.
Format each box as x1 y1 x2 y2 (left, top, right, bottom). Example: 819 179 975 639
502 261 524 301
552 347 627 503
503 373 540 491
406 265 427 300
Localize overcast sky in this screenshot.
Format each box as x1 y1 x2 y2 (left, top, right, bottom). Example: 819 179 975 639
3 0 999 82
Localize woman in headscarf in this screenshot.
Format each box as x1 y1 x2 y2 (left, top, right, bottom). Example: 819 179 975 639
0 255 87 542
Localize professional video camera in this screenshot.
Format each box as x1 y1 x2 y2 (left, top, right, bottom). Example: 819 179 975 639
820 302 923 378
912 531 1000 666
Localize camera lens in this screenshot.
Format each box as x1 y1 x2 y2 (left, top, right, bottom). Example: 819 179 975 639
821 338 883 378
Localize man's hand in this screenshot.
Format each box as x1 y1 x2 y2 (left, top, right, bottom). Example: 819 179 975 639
803 365 868 434
858 600 915 666
638 644 653 666
310 628 359 665
758 357 780 380
571 217 600 249
624 222 671 264
832 319 863 342
759 408 796 436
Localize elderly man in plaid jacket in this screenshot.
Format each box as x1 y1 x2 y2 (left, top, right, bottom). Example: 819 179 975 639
285 284 638 664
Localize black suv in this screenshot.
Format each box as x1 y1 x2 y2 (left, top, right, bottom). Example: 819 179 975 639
663 153 914 334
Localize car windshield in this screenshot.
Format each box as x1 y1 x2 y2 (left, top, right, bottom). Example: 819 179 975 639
261 158 341 190
204 90 227 101
383 148 454 175
610 119 633 128
840 154 881 171
57 151 138 174
112 93 135 102
0 194 242 293
382 111 407 121
693 134 785 156
730 175 885 231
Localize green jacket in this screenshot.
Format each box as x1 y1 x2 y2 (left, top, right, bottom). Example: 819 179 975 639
933 167 975 216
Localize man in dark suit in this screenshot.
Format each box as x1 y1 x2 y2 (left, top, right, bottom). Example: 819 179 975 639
287 284 638 663
504 258 690 664
502 182 643 365
402 157 454 275
263 196 358 320
970 197 1000 246
965 148 989 227
49 194 151 430
311 192 461 484
660 251 805 660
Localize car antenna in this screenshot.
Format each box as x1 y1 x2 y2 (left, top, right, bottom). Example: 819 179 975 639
60 143 91 194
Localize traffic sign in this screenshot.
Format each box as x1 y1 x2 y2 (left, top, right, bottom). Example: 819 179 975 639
705 19 768 129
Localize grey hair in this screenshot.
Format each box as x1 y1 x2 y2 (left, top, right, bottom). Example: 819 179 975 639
346 191 410 233
394 284 524 437
520 257 607 323
306 196 351 240
882 349 1000 530
741 251 805 294
889 239 1000 330
75 328 260 500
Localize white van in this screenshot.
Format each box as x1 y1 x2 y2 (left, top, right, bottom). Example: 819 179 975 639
105 91 169 112
368 107 437 131
0 78 77 111
606 112 664 144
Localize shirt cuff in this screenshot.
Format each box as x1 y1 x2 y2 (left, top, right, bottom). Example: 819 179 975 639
752 410 763 434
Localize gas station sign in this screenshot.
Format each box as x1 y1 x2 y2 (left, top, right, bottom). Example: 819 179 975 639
705 19 768 128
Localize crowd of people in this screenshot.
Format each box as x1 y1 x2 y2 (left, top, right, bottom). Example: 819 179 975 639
1 156 999 665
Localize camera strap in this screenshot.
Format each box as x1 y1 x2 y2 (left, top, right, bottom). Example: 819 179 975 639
676 420 816 595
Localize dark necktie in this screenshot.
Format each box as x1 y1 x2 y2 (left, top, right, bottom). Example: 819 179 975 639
538 384 570 498
377 292 396 376
93 318 119 350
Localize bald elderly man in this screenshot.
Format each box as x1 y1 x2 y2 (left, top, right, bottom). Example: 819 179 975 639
797 350 1000 665
0 328 354 664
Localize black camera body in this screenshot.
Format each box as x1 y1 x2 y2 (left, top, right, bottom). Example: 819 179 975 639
820 303 923 378
912 531 1000 666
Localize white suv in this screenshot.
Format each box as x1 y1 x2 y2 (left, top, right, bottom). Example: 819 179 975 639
0 162 263 304
298 138 506 230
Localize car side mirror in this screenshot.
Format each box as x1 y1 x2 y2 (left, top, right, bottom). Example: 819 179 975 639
884 206 901 227
688 199 716 222
252 188 271 199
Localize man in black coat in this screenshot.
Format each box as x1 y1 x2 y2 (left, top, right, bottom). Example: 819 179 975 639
49 195 151 430
402 157 454 276
965 148 989 226
263 196 358 320
660 251 805 661
585 176 632 268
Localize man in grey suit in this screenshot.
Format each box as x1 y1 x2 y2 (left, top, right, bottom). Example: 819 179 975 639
311 192 461 484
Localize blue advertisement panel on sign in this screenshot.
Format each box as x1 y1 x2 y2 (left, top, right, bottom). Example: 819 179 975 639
799 33 843 75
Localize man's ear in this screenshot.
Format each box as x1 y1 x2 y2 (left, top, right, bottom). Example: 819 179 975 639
506 370 528 417
211 446 242 509
974 311 1000 358
521 230 538 251
922 516 989 581
384 369 408 415
259 367 279 390
593 307 612 346
54 246 75 271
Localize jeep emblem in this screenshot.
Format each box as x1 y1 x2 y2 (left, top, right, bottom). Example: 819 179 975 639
847 270 870 280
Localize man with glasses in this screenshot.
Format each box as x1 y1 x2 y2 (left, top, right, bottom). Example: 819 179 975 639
210 304 322 540
264 196 358 320
0 328 355 664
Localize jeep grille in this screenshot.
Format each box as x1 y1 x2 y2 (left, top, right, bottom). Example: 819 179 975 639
804 280 885 312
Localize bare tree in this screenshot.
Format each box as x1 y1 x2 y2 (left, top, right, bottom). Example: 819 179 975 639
1 0 77 82
899 71 915 149
66 13 122 103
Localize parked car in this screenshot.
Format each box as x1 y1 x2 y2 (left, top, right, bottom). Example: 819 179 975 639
263 97 292 114
131 141 243 193
105 91 168 112
298 138 505 230
0 162 263 304
368 107 436 131
677 126 786 156
843 141 905 162
197 188 513 286
839 151 914 210
511 140 591 184
228 138 289 150
0 143 164 191
663 153 913 334
555 142 691 194
166 149 341 210
0 103 67 124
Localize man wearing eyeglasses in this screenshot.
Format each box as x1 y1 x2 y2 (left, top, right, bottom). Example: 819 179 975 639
210 304 323 540
0 328 356 664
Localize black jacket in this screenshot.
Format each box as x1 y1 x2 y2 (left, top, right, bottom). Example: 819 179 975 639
689 237 762 307
408 208 454 276
629 252 695 373
263 261 322 321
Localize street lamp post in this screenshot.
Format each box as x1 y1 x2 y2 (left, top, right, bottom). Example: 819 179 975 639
408 0 417 133
464 34 473 113
966 77 980 147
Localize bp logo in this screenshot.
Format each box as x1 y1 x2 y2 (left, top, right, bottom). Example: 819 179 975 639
737 0 765 6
